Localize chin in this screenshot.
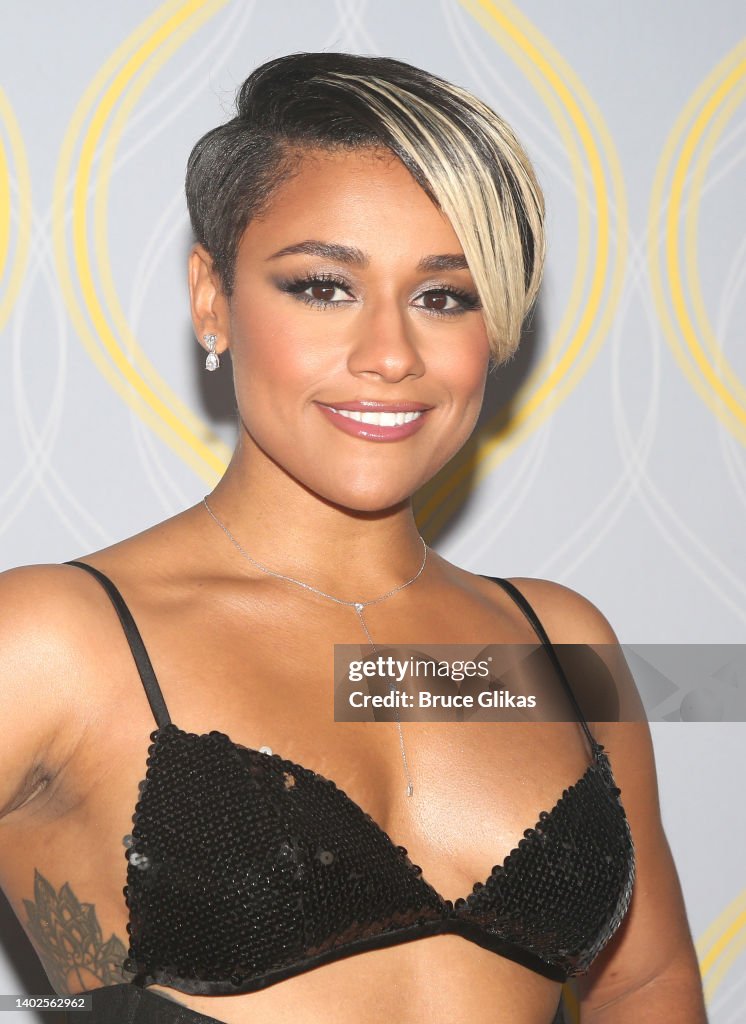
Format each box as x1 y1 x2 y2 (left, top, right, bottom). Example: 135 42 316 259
313 479 417 515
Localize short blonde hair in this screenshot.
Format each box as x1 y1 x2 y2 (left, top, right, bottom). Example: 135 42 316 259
186 52 545 367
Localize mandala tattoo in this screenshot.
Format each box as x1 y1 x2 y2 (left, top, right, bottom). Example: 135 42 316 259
22 869 131 995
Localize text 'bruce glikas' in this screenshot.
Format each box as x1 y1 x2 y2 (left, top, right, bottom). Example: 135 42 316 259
347 690 538 709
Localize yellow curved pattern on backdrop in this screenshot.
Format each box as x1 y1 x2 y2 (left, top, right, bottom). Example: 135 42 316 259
0 86 31 332
697 888 746 1002
0 95 9 285
417 0 627 539
648 40 746 448
647 42 746 1007
53 0 231 483
54 0 188 438
93 5 226 448
685 74 746 406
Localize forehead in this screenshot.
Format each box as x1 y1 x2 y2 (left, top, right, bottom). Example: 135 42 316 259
240 146 464 262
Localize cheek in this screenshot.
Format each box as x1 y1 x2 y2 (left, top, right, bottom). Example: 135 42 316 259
436 333 490 404
230 301 334 399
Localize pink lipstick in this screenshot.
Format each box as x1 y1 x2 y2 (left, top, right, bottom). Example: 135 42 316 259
315 400 431 442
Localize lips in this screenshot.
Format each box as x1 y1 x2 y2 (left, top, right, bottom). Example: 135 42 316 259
316 400 431 442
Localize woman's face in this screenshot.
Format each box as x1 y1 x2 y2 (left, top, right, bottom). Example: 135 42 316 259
194 146 491 513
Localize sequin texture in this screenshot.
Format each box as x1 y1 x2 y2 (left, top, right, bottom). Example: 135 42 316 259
122 727 635 994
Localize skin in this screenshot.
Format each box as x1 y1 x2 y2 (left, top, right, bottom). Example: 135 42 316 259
0 147 706 1023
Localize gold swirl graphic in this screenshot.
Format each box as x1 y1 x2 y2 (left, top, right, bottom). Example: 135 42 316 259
648 40 746 447
0 86 31 332
53 0 232 483
697 887 746 1001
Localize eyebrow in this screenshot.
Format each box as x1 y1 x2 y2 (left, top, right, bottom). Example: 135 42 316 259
266 240 469 273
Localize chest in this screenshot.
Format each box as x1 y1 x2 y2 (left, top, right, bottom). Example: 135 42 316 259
0 608 632 1000
115 718 632 992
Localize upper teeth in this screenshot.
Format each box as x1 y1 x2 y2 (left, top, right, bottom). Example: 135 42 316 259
330 409 423 426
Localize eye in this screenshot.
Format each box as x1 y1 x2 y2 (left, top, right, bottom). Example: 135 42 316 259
276 273 355 308
414 287 482 318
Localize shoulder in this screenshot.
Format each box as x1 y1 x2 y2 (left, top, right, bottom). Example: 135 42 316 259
500 576 621 644
459 564 620 642
0 561 107 660
0 562 121 820
466 572 645 730
436 557 623 646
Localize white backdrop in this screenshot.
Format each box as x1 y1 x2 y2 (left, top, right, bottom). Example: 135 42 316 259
0 2 744 1021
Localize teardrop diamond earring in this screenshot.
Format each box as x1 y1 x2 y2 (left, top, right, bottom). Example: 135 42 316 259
203 334 220 372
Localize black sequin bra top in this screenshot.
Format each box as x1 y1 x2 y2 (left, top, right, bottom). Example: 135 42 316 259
64 560 635 998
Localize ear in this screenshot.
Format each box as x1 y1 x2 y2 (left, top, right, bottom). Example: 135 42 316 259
188 244 231 356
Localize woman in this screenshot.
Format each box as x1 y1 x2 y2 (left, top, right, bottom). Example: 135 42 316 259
0 52 706 1024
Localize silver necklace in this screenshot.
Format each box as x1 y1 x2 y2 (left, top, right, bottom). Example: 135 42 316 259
201 495 428 797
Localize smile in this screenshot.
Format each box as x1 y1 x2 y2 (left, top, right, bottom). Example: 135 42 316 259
316 403 430 442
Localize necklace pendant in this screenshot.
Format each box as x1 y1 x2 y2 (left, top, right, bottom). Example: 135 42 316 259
406 783 414 798
354 602 364 613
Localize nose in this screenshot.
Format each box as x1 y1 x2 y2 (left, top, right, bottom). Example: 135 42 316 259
346 295 426 383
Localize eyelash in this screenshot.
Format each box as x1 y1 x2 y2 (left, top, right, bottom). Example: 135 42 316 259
276 272 482 318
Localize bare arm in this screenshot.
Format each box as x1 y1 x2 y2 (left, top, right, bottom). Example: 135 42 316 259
0 564 132 994
513 579 708 1024
0 565 74 821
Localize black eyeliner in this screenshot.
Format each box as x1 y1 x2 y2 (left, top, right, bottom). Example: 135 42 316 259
275 272 481 316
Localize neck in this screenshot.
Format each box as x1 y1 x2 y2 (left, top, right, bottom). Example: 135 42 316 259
199 446 428 603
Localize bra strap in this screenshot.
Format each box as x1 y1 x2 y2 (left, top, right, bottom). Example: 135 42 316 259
64 560 172 730
482 576 600 753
